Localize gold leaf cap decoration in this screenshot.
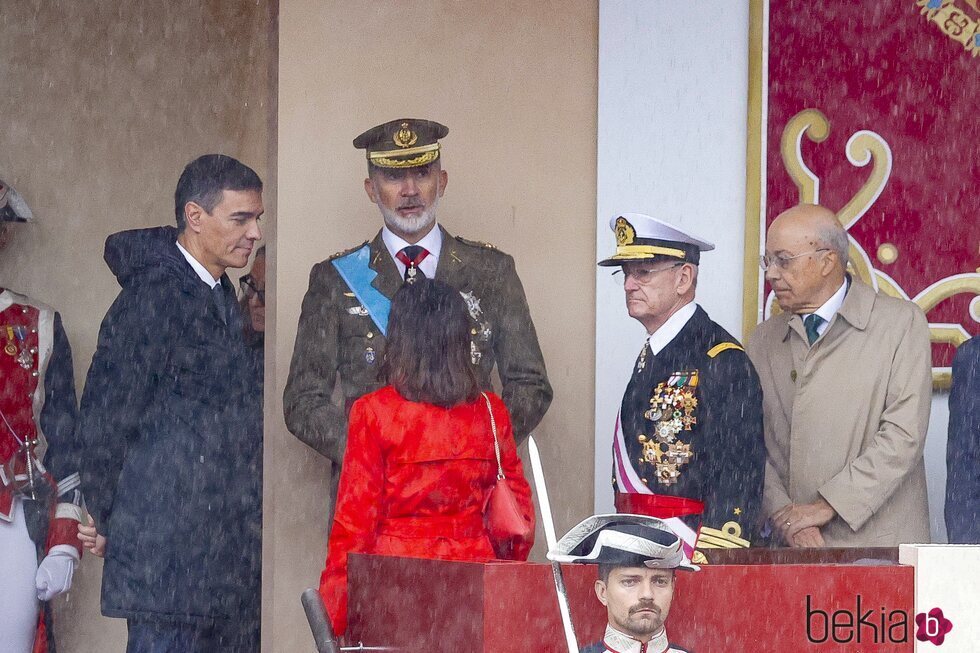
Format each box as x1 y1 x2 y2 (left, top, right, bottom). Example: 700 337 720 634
598 212 715 267
353 118 449 169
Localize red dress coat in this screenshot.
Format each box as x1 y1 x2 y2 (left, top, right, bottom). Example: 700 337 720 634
319 386 534 634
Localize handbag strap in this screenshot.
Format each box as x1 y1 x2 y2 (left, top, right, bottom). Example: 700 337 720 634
481 392 505 480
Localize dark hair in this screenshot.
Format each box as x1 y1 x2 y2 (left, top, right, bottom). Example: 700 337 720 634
379 278 480 408
174 154 262 232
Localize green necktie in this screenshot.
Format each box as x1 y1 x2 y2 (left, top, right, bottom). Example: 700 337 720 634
804 314 824 345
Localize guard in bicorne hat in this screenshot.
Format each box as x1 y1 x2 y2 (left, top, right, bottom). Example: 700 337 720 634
550 514 697 653
599 213 766 563
1 178 83 653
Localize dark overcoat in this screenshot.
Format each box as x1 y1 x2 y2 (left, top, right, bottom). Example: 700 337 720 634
945 335 979 544
78 226 262 625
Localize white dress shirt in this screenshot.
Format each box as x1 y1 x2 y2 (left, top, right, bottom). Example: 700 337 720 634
647 301 698 355
175 241 219 289
802 279 848 338
381 224 442 279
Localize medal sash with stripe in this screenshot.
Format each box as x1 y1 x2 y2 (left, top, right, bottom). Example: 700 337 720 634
331 244 392 336
612 411 701 560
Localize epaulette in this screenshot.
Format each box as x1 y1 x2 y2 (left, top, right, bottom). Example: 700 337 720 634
326 240 370 261
455 235 497 250
707 342 744 358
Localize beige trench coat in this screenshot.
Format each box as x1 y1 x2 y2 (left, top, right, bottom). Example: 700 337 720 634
746 280 932 546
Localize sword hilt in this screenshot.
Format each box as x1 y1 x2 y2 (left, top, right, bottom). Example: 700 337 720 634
302 588 341 653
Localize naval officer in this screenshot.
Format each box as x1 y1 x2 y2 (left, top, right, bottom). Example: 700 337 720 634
599 213 765 561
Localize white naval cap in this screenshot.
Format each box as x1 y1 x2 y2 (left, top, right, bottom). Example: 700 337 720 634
0 178 34 223
547 514 699 571
597 212 714 267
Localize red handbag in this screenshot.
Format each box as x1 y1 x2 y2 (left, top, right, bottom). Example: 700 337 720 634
481 393 533 549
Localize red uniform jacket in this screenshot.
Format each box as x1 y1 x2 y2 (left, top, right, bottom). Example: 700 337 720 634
320 386 534 634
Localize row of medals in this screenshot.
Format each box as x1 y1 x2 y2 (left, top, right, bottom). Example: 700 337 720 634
638 375 697 486
358 287 492 367
4 325 36 372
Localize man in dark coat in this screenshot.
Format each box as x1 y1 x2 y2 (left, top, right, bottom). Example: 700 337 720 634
77 155 264 652
598 213 765 562
284 118 552 507
945 335 979 543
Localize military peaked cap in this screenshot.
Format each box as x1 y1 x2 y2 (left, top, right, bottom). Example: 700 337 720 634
353 118 449 169
598 212 714 266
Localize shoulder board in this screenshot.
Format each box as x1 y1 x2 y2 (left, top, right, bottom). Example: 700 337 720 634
707 342 744 358
327 240 370 262
455 235 498 250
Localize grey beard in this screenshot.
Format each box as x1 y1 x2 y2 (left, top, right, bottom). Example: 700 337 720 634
379 198 438 237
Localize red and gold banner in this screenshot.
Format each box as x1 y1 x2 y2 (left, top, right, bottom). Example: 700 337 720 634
745 1 980 386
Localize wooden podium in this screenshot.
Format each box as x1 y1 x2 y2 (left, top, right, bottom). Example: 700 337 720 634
346 549 915 652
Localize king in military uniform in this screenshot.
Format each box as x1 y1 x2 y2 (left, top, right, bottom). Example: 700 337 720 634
284 119 552 506
0 179 83 653
598 213 765 561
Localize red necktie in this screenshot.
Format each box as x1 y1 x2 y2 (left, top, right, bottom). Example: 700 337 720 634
395 245 430 282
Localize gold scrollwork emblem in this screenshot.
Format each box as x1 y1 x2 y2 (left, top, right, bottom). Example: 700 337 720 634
393 122 418 148
916 0 980 58
615 217 636 247
774 108 980 388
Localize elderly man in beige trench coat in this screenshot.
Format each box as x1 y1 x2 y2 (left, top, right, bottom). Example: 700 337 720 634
746 204 932 547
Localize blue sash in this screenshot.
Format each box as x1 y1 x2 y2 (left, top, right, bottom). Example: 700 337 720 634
331 245 391 336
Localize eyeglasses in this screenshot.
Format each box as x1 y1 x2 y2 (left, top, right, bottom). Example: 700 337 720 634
238 274 265 305
611 262 684 285
759 248 829 271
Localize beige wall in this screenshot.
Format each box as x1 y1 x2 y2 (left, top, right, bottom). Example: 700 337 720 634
271 0 598 649
1 1 272 651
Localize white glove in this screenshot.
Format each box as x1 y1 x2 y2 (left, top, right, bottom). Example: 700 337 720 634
35 545 79 601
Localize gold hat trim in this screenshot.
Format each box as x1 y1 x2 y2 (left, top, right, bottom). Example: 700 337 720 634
609 244 687 260
370 150 440 169
368 142 440 161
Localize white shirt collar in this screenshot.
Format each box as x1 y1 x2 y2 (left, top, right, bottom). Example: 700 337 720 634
603 624 670 653
382 224 442 279
175 240 219 289
804 279 848 336
647 301 697 355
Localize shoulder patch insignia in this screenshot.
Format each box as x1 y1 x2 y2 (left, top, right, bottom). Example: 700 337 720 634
327 240 370 261
456 235 497 250
707 342 744 358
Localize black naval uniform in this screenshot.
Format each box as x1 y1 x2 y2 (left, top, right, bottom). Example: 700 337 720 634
284 226 552 502
614 305 765 552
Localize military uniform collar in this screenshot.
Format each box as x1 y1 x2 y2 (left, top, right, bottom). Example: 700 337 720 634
647 301 697 356
0 288 21 312
602 624 671 653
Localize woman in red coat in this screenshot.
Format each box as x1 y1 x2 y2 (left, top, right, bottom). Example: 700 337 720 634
319 278 535 635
